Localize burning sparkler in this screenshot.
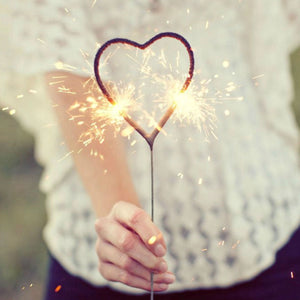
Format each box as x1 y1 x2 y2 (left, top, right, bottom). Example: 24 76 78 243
94 32 194 300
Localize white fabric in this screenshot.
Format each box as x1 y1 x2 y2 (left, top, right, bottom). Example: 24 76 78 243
1 0 300 294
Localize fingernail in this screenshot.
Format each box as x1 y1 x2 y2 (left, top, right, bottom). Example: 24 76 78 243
157 283 168 290
158 261 168 273
163 273 176 283
154 244 166 257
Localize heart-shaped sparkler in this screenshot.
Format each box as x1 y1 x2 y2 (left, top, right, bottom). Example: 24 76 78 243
94 32 194 148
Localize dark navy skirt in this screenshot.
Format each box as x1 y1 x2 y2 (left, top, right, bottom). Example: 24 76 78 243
44 227 300 300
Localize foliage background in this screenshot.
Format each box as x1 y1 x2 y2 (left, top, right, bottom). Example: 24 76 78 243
0 48 299 299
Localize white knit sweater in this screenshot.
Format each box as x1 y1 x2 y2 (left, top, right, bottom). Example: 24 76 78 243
1 0 300 294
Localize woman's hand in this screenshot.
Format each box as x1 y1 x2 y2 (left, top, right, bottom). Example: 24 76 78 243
95 201 175 292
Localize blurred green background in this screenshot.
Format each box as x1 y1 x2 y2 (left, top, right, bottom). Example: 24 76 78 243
0 48 300 299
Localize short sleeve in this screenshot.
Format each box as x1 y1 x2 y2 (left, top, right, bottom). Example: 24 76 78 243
2 0 97 77
282 0 300 52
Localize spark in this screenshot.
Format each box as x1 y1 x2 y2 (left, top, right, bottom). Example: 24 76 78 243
121 126 135 137
57 151 74 162
37 38 46 45
198 178 203 185
205 21 209 29
63 40 242 156
9 109 16 115
252 74 264 80
218 240 225 246
148 235 157 245
91 0 97 7
224 109 230 116
225 82 237 92
16 94 24 99
222 60 230 68
49 80 65 86
75 85 140 147
55 61 77 71
55 285 62 293
162 78 218 137
291 271 294 279
29 89 37 94
177 172 184 179
232 240 240 249
58 86 76 94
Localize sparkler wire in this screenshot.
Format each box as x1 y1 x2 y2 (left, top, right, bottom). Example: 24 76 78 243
150 148 154 300
94 32 194 300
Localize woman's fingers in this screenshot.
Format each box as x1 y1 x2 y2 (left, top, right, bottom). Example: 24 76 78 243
96 241 175 284
94 202 174 291
110 201 167 256
98 262 170 292
95 218 167 273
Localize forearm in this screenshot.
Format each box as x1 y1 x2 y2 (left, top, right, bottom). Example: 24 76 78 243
44 71 139 217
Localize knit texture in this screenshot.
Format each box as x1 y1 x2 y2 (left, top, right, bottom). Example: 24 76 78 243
1 0 300 294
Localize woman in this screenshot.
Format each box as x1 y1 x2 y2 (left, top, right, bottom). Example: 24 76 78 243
1 1 300 299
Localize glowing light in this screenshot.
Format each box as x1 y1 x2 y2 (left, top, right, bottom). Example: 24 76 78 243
17 94 24 99
225 82 237 92
55 61 64 69
55 61 77 71
291 271 294 279
55 285 62 293
218 240 225 246
222 60 230 68
224 109 230 116
37 38 46 45
9 109 16 115
148 235 157 245
232 240 240 249
205 21 209 29
162 79 217 137
252 74 264 80
198 178 203 185
51 34 241 157
177 172 184 179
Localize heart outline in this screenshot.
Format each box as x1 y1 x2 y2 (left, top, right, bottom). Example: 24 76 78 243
94 32 194 148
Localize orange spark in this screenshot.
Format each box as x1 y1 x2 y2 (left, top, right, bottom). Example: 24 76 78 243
55 285 62 293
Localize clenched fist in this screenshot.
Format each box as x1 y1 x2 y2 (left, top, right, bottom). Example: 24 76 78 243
95 201 175 291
